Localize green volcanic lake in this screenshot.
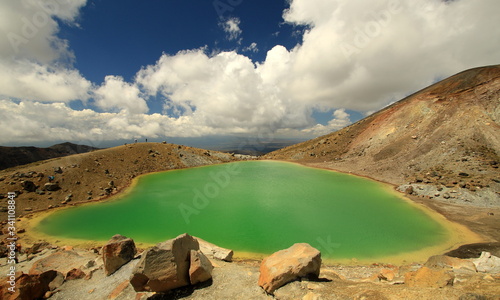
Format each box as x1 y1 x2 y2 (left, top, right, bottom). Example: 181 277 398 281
36 161 451 260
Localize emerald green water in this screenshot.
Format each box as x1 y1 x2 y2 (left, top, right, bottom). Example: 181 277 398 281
37 161 449 260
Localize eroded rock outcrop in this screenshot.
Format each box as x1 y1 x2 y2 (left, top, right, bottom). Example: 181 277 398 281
130 233 212 292
258 243 321 294
102 234 137 276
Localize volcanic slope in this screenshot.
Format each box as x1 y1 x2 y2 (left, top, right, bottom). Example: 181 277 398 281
265 65 500 195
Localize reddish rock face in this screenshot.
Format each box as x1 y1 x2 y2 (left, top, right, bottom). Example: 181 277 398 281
130 233 200 292
0 270 60 300
258 243 322 294
65 268 86 280
102 234 137 276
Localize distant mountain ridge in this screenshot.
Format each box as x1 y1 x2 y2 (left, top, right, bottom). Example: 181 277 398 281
0 142 99 170
265 65 500 187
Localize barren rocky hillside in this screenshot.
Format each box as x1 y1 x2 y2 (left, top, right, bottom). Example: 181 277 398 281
0 143 239 221
265 65 500 202
0 143 99 171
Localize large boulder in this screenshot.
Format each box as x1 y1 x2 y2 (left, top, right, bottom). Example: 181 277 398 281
130 233 199 292
258 243 321 294
0 270 60 300
195 236 233 262
189 249 213 285
473 252 500 273
102 234 137 276
21 180 37 192
404 266 454 288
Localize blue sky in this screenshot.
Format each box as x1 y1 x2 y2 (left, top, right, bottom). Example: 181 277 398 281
63 0 303 84
0 0 499 147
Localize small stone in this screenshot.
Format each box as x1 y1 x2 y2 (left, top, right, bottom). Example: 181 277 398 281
379 269 396 281
405 186 415 195
44 183 60 191
66 268 86 280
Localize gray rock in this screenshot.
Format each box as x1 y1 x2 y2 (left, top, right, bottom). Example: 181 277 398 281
44 182 60 191
473 252 500 273
22 180 37 192
130 233 199 292
424 255 476 272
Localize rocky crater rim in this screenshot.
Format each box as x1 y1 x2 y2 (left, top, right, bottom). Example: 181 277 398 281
17 161 485 266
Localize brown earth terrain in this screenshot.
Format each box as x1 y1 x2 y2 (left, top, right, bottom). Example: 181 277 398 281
0 143 239 222
1 65 500 299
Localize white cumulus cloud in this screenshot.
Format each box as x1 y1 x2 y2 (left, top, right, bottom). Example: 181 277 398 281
2 0 500 146
94 76 148 114
0 0 91 102
281 0 500 111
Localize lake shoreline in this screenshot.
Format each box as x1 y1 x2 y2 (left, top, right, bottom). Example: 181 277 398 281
19 160 486 266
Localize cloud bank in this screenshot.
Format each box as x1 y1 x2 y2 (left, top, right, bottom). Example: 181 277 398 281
1 0 499 146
